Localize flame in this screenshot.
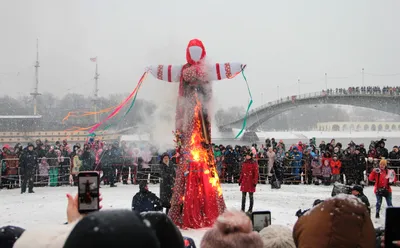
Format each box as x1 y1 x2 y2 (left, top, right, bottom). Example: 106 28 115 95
189 96 223 197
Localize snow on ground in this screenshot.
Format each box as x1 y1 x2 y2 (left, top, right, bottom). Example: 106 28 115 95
1 184 398 246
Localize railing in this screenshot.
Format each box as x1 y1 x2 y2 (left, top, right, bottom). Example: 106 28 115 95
224 88 400 126
219 157 400 185
2 156 399 188
0 156 164 188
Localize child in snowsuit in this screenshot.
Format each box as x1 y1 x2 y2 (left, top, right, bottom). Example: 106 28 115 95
321 159 332 186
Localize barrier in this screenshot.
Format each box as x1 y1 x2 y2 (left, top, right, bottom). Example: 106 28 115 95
2 155 399 189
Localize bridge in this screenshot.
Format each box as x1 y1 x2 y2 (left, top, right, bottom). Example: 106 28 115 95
219 91 400 132
317 121 400 132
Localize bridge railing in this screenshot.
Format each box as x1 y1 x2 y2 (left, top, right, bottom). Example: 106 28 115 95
225 89 400 126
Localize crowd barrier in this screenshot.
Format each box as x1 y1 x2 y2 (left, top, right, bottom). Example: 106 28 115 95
1 156 399 188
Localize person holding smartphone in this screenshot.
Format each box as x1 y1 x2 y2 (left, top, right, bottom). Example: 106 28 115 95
238 151 259 213
368 159 397 218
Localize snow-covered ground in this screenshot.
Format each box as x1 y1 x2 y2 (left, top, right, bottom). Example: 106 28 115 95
1 184 398 246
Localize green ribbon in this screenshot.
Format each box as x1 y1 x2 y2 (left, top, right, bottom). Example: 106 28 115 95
235 69 253 139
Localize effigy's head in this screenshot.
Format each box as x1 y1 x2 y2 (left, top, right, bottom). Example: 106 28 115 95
186 39 206 65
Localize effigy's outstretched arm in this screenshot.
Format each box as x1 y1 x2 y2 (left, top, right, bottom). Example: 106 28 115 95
207 62 246 81
147 64 183 82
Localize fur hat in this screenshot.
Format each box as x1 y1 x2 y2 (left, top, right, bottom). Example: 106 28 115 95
64 210 160 248
293 194 375 248
200 210 263 248
140 212 184 248
0 226 25 248
259 225 296 248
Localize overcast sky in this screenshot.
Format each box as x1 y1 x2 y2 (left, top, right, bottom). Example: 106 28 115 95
0 0 399 109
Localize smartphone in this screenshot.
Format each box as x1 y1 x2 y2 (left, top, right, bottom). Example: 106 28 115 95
251 211 271 232
385 207 400 248
78 171 100 214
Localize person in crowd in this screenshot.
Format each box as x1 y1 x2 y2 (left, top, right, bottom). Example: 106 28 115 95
200 210 263 248
368 159 397 218
101 144 117 187
311 154 322 185
266 147 275 178
1 144 19 188
80 144 95 172
47 147 59 187
351 185 370 215
389 145 400 167
302 148 313 184
238 151 259 213
132 180 163 213
159 153 176 214
291 146 303 181
38 157 50 186
293 194 375 247
321 159 332 186
259 225 296 248
19 143 38 194
330 154 341 183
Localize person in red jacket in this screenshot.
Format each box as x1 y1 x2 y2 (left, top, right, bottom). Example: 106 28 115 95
330 155 342 183
238 151 259 213
368 159 397 218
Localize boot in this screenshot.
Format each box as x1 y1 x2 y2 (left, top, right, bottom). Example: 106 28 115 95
248 193 254 213
28 190 35 193
376 212 380 219
241 192 246 212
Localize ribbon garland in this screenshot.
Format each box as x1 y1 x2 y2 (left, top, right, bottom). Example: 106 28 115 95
89 71 148 134
234 67 253 139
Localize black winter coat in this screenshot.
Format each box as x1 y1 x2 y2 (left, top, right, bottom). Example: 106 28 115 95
159 162 176 208
20 150 38 171
132 190 163 213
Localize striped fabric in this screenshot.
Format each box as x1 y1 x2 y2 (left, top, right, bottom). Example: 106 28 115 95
148 64 183 82
208 62 245 81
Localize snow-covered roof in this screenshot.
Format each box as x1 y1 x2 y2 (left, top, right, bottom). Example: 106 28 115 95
0 115 42 119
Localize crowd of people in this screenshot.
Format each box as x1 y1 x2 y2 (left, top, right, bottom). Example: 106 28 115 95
323 86 400 95
0 136 399 247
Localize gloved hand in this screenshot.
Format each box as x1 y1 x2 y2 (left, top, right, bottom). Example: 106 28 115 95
254 184 257 188
238 182 241 186
374 168 381 173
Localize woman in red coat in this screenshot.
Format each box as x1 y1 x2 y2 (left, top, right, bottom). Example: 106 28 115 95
368 159 397 218
238 152 259 213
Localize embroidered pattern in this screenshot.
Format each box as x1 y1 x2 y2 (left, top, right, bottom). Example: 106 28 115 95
157 65 164 80
224 63 232 78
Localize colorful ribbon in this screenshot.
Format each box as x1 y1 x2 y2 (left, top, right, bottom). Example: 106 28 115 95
89 71 148 134
234 67 253 139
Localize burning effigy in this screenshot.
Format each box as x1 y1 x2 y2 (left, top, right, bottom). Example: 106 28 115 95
147 39 246 228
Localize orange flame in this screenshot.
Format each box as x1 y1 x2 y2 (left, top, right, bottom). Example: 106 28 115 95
189 96 223 196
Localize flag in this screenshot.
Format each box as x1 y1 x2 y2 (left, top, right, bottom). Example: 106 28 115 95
90 57 97 62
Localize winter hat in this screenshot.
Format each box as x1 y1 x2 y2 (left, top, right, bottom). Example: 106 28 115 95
200 210 263 248
139 180 149 192
0 226 25 248
352 185 364 194
293 194 375 248
141 212 184 248
259 225 296 248
64 210 160 248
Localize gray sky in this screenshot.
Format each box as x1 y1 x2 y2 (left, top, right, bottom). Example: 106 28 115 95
0 0 399 109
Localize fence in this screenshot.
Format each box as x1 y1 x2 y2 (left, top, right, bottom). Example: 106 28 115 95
0 156 164 188
1 156 399 188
